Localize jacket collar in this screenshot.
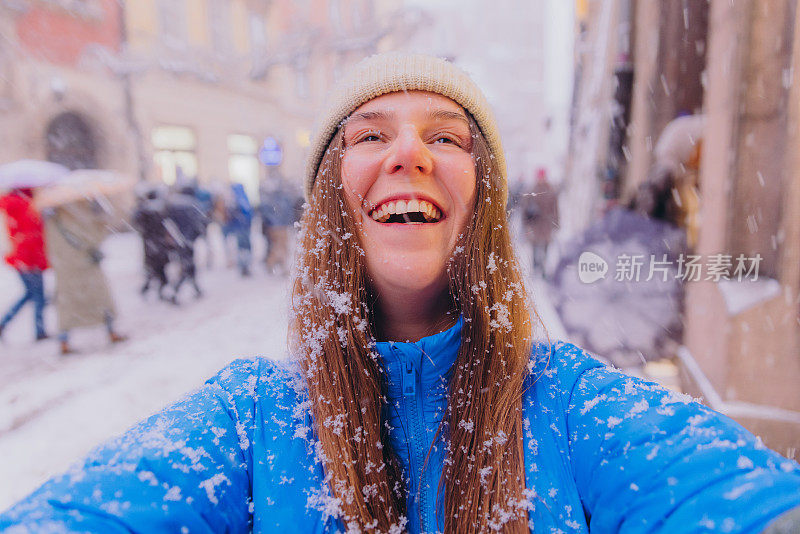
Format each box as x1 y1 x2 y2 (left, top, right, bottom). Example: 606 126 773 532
374 316 463 398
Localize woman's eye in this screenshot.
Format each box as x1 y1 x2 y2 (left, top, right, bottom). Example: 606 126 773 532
433 135 460 145
356 131 381 143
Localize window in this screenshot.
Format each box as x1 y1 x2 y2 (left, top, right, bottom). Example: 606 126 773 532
294 54 310 99
156 0 188 46
249 13 267 54
295 128 311 149
208 0 233 54
329 0 342 30
228 134 260 204
352 0 374 29
152 126 198 185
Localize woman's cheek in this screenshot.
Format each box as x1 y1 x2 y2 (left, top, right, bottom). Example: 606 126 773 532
449 162 477 210
341 156 374 202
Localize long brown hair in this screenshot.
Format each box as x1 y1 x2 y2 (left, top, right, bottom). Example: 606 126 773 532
291 114 544 532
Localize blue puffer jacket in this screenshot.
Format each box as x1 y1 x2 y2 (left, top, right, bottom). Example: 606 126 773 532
2 319 799 533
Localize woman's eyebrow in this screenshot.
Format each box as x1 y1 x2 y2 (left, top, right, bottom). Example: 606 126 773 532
428 109 469 126
346 110 392 125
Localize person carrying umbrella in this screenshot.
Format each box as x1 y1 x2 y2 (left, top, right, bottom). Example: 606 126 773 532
632 112 704 249
0 188 48 341
43 198 127 355
34 169 133 354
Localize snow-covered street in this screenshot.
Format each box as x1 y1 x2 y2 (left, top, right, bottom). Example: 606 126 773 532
0 227 567 509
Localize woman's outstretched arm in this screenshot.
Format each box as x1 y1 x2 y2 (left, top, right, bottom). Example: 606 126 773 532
560 344 800 533
0 359 263 534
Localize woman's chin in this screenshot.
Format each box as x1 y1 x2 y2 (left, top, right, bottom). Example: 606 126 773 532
367 256 448 297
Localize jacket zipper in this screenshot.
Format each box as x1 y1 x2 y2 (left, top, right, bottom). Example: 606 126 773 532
401 353 429 533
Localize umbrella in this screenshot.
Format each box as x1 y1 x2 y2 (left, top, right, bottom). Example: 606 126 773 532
35 169 135 209
550 208 686 367
0 159 69 190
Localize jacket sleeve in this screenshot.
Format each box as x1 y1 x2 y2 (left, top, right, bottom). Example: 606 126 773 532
558 343 800 534
0 358 266 534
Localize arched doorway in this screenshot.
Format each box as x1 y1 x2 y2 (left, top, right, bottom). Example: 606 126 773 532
46 112 97 170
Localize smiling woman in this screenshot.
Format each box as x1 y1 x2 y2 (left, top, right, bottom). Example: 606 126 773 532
1 53 800 534
294 75 533 530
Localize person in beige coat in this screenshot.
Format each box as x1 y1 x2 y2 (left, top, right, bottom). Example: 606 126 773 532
43 198 126 354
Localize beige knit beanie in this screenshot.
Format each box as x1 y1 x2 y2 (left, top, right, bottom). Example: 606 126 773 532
304 52 507 200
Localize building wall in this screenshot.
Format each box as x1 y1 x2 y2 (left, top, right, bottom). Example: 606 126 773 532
624 0 708 199
728 1 795 280
0 1 135 176
623 0 659 200
561 0 624 235
14 0 121 65
608 0 800 453
679 0 800 455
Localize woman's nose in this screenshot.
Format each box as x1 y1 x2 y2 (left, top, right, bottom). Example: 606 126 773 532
383 126 433 176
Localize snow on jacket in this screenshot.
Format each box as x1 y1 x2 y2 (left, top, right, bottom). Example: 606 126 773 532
0 192 48 271
1 319 799 533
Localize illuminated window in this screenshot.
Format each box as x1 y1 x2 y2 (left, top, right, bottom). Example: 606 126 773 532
295 55 309 99
208 0 232 54
156 0 188 46
152 126 198 185
228 134 261 204
329 0 342 29
249 13 267 54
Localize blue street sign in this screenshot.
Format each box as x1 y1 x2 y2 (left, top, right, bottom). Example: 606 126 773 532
259 137 283 166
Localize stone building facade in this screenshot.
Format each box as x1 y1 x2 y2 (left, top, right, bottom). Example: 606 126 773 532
677 0 800 455
0 0 135 175
570 0 800 454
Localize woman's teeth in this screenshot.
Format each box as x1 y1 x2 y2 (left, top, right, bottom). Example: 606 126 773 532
369 199 441 223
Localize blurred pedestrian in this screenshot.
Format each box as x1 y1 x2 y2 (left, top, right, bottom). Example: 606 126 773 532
258 178 301 275
632 112 704 249
225 183 253 277
43 199 127 355
193 182 215 269
0 188 48 341
165 185 206 302
213 187 235 268
518 168 559 278
507 173 526 212
132 186 173 301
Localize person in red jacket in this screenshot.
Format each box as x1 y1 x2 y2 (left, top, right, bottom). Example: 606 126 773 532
0 188 48 340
